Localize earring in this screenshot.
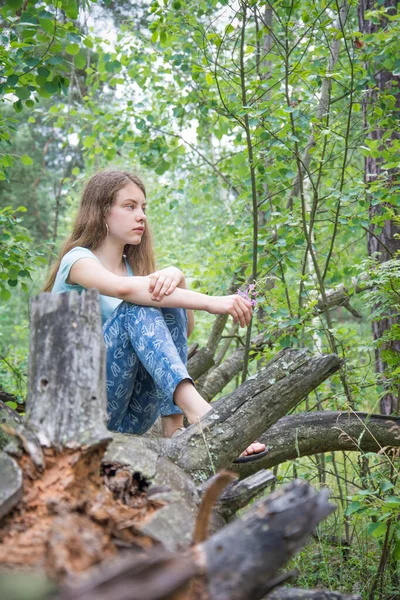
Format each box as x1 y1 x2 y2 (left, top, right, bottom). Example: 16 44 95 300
105 222 110 237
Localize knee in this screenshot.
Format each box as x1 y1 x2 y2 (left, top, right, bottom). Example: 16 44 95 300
162 307 188 330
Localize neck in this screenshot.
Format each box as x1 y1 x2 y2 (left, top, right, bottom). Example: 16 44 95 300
94 238 126 272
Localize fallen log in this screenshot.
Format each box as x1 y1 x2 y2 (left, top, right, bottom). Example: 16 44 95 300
198 468 275 522
54 479 334 600
234 411 400 476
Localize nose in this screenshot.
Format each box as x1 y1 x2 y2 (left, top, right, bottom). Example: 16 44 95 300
137 208 146 222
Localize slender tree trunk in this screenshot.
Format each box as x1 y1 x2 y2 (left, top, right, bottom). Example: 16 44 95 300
358 0 400 415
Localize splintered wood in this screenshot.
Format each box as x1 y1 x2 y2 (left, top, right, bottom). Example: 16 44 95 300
0 446 162 579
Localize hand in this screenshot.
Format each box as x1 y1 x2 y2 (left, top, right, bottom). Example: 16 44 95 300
148 267 184 301
207 294 253 327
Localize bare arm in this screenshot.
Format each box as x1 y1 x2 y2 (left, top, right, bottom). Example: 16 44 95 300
69 258 252 327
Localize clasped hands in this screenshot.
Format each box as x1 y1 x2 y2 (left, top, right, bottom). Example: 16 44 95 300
148 267 252 328
148 267 184 301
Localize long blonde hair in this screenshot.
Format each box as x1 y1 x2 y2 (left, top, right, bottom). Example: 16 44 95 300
43 169 156 292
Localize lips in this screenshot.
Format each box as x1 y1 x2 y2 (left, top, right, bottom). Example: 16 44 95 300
133 228 144 233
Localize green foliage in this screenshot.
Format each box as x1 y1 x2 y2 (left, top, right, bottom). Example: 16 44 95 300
345 450 400 569
0 0 96 179
362 254 400 394
0 205 45 302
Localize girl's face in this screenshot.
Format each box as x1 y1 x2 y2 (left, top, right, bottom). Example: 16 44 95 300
106 182 147 246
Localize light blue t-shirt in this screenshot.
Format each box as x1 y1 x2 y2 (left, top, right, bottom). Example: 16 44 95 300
52 246 134 325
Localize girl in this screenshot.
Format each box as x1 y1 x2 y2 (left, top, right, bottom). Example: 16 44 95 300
45 170 267 463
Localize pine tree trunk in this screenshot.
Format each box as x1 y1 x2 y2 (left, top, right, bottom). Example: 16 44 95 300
358 0 400 415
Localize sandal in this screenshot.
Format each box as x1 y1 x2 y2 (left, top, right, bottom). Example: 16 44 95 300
233 444 271 464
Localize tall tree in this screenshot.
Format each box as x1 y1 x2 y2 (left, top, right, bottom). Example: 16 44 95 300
358 0 400 415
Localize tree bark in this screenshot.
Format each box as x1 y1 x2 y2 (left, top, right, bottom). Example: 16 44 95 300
0 452 22 519
202 480 334 600
26 291 111 449
233 411 400 476
210 468 275 522
0 399 22 450
265 589 360 600
359 0 400 415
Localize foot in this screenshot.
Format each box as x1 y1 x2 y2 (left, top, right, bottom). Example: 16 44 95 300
240 441 266 458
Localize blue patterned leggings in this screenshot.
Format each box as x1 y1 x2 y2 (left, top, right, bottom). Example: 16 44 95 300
102 302 190 435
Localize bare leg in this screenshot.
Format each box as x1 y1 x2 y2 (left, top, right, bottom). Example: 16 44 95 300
161 413 184 437
166 380 266 457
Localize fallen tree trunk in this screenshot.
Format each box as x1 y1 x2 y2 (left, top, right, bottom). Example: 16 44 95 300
52 479 334 600
233 411 400 476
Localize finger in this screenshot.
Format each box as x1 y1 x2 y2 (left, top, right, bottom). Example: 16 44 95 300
151 277 166 299
239 302 252 327
238 298 252 324
156 279 172 300
230 307 239 324
235 293 252 308
237 307 247 328
165 281 177 296
148 272 159 293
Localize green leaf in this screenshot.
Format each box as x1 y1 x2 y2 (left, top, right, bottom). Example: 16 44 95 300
15 87 30 100
44 81 59 94
0 289 11 301
63 0 78 20
385 496 400 508
155 159 170 175
393 540 400 561
345 501 361 516
160 30 168 46
65 43 80 55
83 136 96 149
205 72 213 85
74 52 86 69
6 74 18 87
37 66 50 78
380 481 394 492
13 99 22 111
368 522 387 539
20 155 33 165
6 0 23 8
